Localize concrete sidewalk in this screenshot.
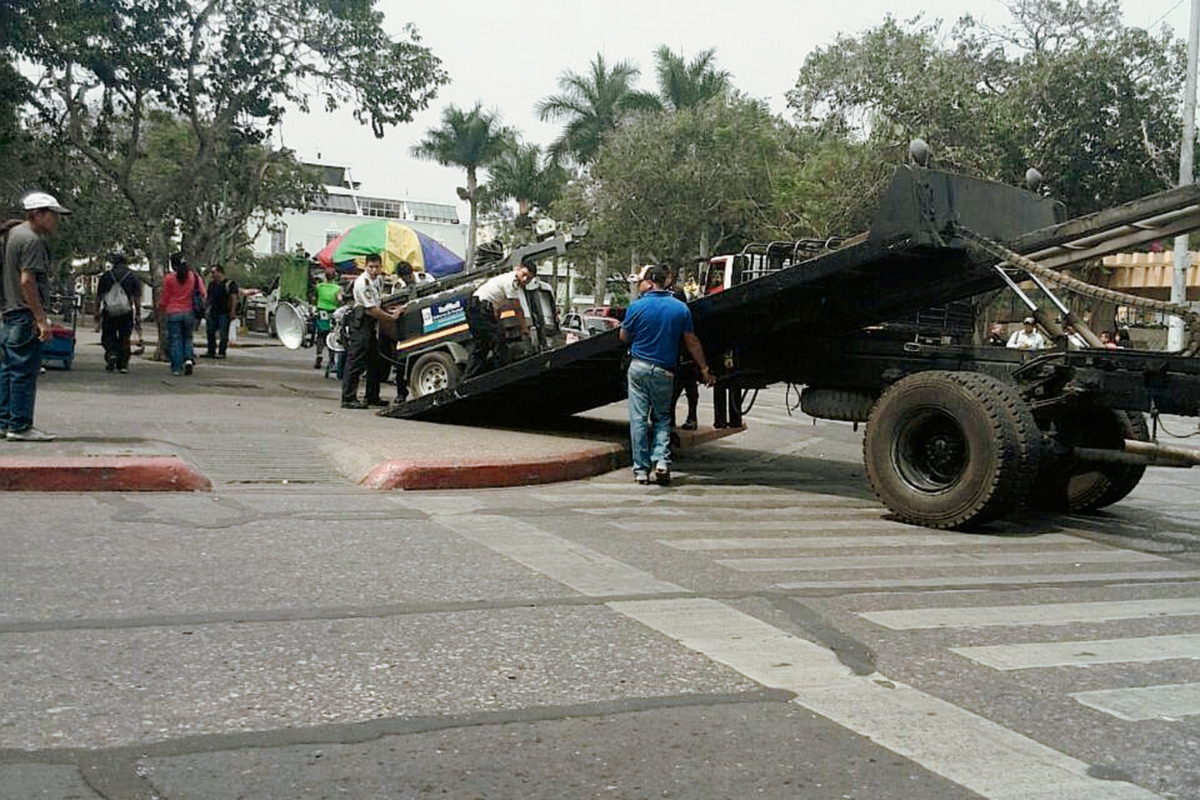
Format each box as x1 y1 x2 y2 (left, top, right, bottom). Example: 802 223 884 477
0 329 741 491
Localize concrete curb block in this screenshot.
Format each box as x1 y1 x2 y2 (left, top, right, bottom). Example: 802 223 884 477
362 425 745 491
0 456 212 492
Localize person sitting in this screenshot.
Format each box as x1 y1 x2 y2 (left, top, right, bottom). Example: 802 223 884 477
704 269 725 295
396 260 435 287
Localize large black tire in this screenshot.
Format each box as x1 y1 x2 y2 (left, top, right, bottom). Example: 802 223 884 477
864 371 1041 530
408 351 460 399
1029 409 1149 513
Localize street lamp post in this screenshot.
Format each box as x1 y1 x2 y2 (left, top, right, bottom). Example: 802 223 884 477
1170 0 1200 351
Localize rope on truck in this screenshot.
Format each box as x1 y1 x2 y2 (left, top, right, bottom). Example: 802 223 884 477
955 226 1200 357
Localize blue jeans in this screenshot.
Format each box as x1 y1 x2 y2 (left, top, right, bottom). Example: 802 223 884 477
628 358 675 474
166 312 196 373
0 310 43 433
206 311 230 356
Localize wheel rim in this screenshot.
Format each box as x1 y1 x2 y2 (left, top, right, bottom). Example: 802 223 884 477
892 407 968 492
417 362 449 394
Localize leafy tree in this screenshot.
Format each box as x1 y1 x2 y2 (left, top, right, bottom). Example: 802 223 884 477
411 103 514 271
536 53 660 166
577 95 800 267
652 46 731 112
9 0 447 290
788 2 1186 216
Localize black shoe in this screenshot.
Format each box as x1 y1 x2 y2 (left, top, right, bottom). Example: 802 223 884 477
184 359 194 375
365 397 388 407
341 400 369 410
681 417 698 431
215 353 226 359
313 357 323 369
105 362 115 372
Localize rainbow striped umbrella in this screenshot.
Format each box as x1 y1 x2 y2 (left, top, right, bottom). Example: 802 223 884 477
316 220 465 278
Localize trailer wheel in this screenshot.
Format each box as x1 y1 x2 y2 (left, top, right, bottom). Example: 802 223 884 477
408 351 460 399
864 371 1040 530
1030 409 1149 513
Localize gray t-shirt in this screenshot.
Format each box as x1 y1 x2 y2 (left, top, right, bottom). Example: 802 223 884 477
1 222 49 315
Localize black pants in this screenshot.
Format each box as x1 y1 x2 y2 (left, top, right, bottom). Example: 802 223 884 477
671 368 699 426
464 298 509 379
341 312 384 403
206 312 230 357
101 312 134 370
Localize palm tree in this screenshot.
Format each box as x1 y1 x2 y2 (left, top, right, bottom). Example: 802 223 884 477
485 140 567 221
536 53 660 165
411 103 513 271
652 45 731 111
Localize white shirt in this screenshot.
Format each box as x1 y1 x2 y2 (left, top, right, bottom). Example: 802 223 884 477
1006 328 1046 351
473 270 523 306
352 271 382 309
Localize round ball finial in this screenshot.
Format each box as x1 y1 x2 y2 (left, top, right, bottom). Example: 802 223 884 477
909 138 931 167
1025 168 1043 193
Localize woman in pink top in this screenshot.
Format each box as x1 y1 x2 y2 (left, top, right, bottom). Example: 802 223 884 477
158 253 205 375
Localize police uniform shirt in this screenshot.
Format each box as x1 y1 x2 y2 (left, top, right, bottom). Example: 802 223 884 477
352 271 382 310
473 270 523 307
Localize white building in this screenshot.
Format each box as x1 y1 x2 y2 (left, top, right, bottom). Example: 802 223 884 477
251 164 468 259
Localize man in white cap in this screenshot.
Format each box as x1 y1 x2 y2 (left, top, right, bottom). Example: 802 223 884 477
1006 316 1046 352
0 191 70 441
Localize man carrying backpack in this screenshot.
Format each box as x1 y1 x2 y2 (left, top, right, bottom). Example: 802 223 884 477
95 253 142 373
0 191 69 442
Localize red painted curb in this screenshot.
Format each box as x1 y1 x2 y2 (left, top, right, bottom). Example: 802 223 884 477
0 457 212 492
362 425 745 491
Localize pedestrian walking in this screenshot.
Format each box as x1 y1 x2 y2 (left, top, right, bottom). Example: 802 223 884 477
619 264 714 485
341 253 400 409
95 253 142 373
464 262 536 379
158 253 204 376
0 191 70 441
204 264 238 359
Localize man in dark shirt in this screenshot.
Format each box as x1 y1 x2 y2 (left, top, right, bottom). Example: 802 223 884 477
0 191 69 441
204 264 239 359
95 253 143 373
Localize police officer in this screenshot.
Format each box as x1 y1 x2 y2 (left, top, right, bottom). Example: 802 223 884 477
340 254 400 409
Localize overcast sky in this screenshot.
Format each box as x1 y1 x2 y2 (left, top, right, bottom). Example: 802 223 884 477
274 0 1193 212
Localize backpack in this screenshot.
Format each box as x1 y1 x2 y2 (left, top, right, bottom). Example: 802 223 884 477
102 272 132 316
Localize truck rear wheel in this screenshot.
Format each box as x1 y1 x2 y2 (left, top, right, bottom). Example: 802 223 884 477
408 351 460 399
864 371 1040 530
1030 409 1149 513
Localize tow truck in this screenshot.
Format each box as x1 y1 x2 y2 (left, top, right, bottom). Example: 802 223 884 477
383 159 1200 530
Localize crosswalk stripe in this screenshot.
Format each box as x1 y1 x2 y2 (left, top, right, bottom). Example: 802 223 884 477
609 597 1159 800
615 518 908 533
431 514 685 598
534 490 856 504
952 633 1200 670
776 572 1200 592
1070 683 1200 721
862 597 1200 630
661 533 1084 551
718 550 1165 572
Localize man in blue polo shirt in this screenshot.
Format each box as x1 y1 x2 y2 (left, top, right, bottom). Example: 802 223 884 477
620 264 714 485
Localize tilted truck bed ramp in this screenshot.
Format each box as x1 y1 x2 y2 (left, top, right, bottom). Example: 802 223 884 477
384 166 1200 424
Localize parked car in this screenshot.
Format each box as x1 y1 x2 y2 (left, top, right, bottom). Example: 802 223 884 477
561 312 620 344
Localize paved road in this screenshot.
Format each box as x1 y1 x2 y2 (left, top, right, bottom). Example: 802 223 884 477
3 385 1200 798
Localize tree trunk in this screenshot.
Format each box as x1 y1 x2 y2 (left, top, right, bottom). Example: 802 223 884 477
465 168 478 272
148 229 171 363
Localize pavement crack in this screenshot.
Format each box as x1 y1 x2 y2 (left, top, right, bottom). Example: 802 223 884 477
0 690 796 767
